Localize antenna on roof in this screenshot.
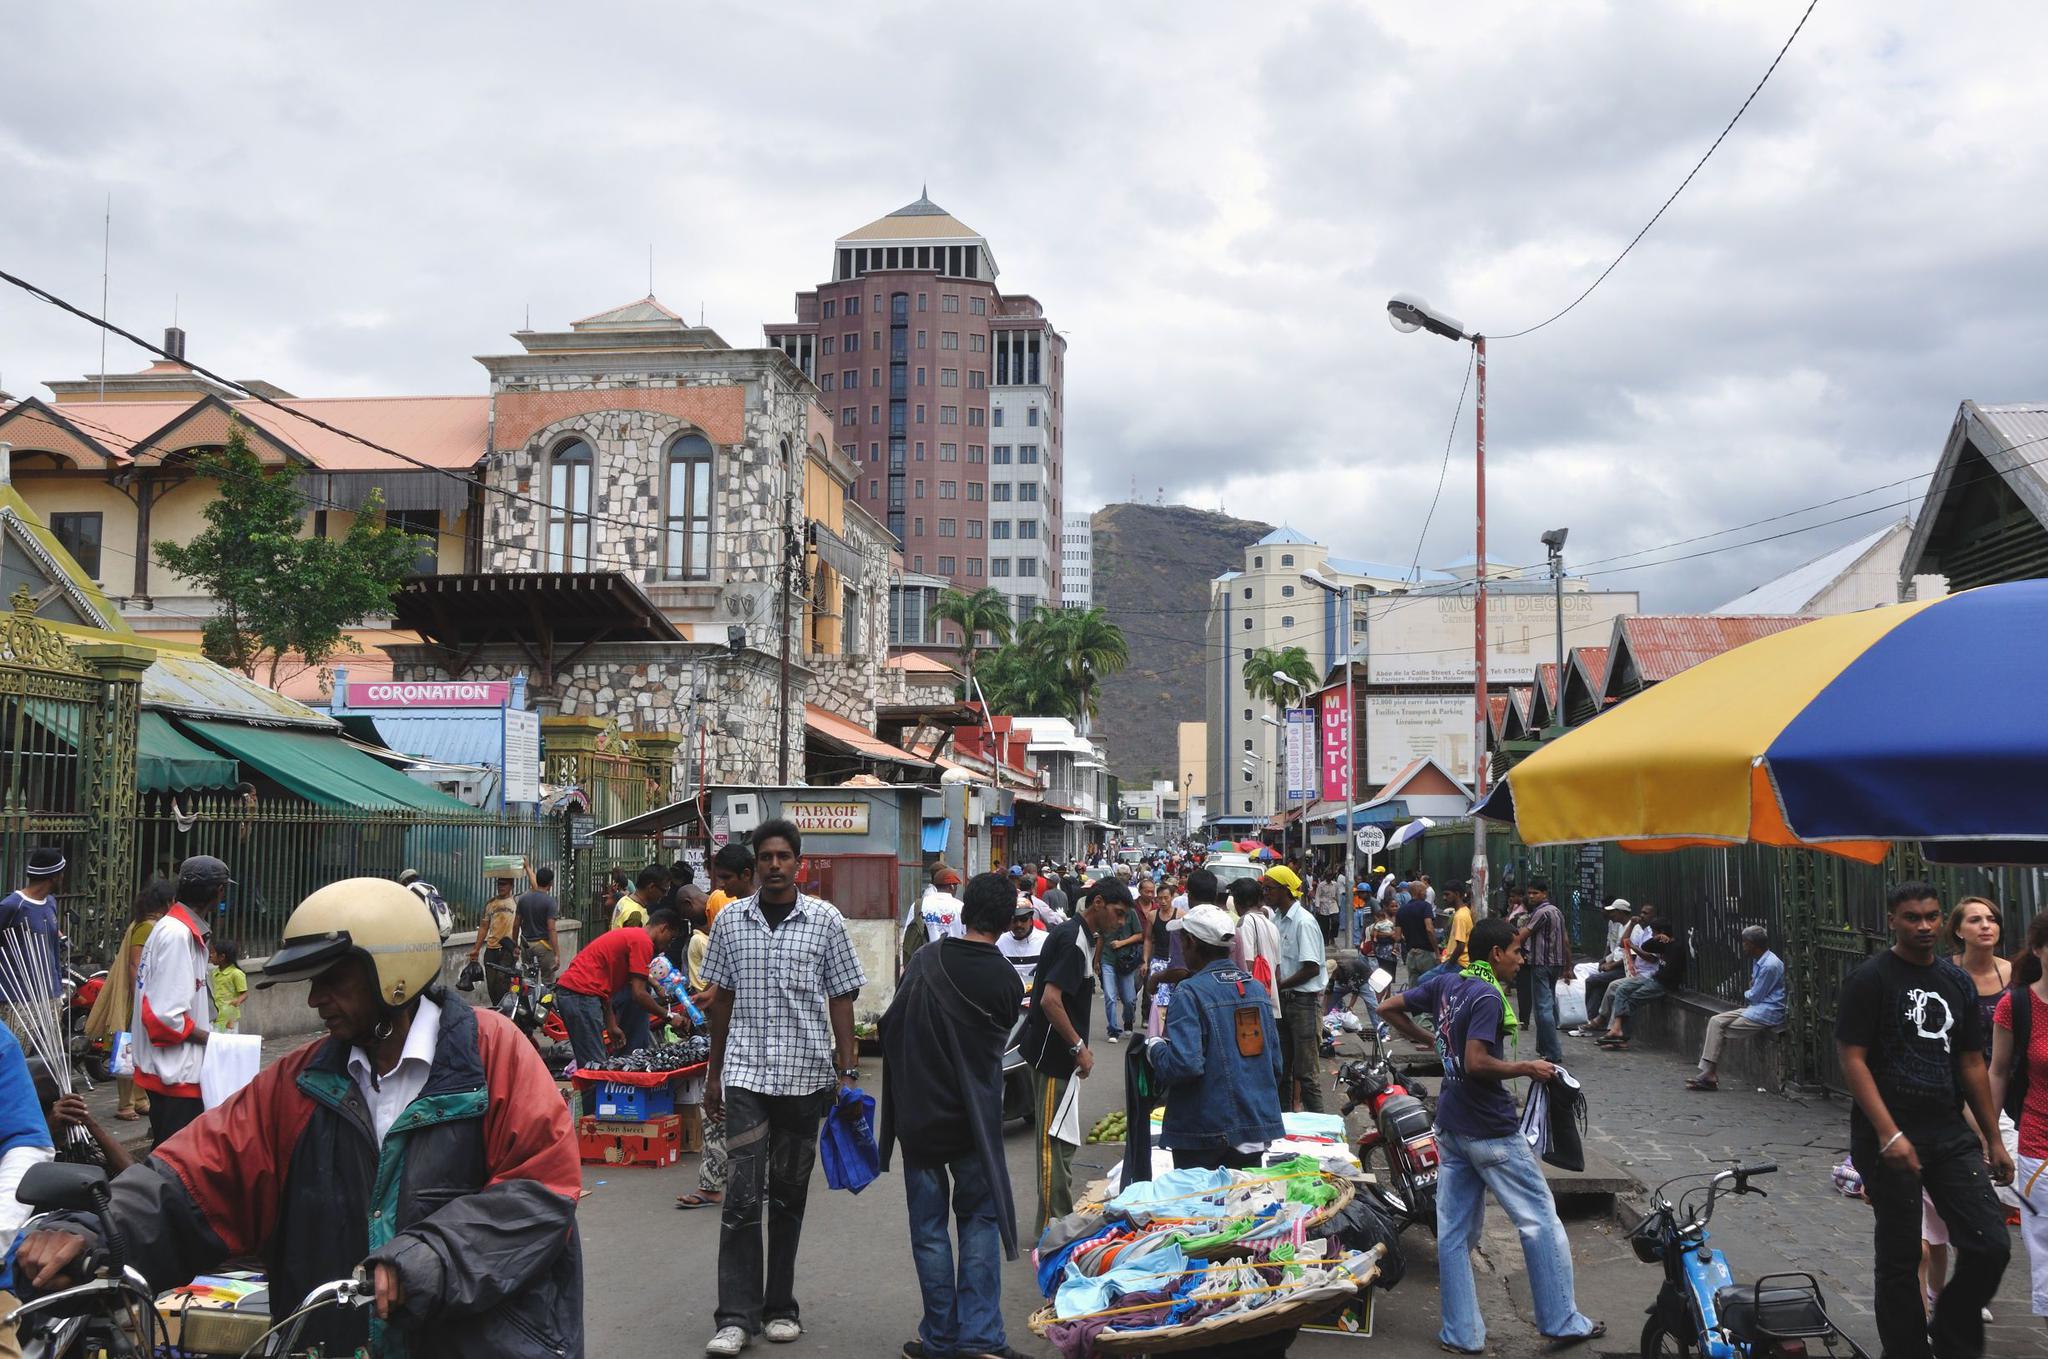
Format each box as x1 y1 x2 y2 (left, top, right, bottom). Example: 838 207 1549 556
648 244 655 298
98 194 110 403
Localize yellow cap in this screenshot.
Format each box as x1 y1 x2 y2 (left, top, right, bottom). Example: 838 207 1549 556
1261 864 1304 898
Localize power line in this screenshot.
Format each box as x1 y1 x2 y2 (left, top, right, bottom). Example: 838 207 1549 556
0 265 807 546
1408 347 1473 581
1493 0 1822 341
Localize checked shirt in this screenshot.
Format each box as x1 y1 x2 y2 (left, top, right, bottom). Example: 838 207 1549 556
701 891 867 1097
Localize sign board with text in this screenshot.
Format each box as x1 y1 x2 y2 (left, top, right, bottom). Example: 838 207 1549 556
1365 588 1639 685
1355 825 1386 856
1317 687 1352 803
343 681 512 708
785 801 871 835
502 707 541 804
1284 707 1316 802
1365 694 1476 787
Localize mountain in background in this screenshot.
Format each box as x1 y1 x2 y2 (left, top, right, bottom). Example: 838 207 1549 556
1090 502 1274 784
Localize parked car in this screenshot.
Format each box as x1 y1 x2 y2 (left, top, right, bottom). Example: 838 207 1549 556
1202 853 1265 891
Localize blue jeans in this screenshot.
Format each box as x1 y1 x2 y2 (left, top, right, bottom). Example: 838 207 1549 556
556 989 607 1070
1100 963 1138 1036
1436 1129 1597 1350
1528 964 1564 1063
1416 960 1460 987
904 1154 1007 1357
613 986 652 1050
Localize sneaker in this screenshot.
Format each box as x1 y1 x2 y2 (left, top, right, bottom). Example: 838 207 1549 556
763 1319 802 1344
706 1327 750 1357
902 1344 928 1359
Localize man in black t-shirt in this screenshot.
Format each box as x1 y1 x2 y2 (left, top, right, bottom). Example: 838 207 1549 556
1837 881 2012 1359
878 872 1024 1359
516 866 562 981
1021 878 1129 1232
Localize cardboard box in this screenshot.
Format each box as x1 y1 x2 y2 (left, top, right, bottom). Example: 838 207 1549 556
556 1079 582 1123
593 1080 675 1120
578 1114 682 1167
675 1102 704 1153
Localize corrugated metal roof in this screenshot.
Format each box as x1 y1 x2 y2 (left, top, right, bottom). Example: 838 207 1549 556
1571 645 1611 693
1975 405 2048 491
1712 521 1910 614
1611 615 1817 686
142 654 335 730
351 713 506 768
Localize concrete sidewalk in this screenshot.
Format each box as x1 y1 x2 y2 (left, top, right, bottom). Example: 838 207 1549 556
1555 1029 2048 1356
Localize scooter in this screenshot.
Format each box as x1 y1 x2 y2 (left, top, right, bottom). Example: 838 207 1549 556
1633 1160 1870 1357
1336 1027 1439 1234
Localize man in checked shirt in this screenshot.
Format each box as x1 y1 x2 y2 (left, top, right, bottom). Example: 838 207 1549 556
700 817 867 1358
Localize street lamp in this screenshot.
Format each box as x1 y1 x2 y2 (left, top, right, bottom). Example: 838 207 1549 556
1300 568 1360 941
1389 292 1490 913
1541 528 1569 737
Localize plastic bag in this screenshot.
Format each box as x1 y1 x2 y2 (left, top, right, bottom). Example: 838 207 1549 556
1323 1195 1407 1290
108 1031 134 1078
455 959 483 993
1555 976 1589 1029
818 1084 881 1194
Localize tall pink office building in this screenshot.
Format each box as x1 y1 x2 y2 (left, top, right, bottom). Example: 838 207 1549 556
768 192 1066 646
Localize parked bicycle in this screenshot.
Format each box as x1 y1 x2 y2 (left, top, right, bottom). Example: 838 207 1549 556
1632 1159 1870 1357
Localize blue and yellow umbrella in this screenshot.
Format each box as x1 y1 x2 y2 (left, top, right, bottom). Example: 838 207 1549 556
1475 580 2048 864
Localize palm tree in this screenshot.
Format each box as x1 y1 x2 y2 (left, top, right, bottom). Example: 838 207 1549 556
930 586 1014 705
1037 606 1129 729
979 641 1068 716
1242 645 1320 709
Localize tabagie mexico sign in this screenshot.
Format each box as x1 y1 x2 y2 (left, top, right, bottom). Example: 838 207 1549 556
343 681 512 708
785 802 871 834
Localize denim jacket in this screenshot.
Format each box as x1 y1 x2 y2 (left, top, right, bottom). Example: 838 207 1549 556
1146 959 1286 1151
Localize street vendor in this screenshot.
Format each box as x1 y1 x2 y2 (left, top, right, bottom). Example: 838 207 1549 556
553 909 684 1068
1145 904 1284 1170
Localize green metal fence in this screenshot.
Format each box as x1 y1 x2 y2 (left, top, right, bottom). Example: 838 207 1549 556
1411 820 2048 1091
132 794 569 959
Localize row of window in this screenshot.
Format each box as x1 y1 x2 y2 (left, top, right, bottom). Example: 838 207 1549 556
989 444 1041 464
862 475 1049 506
821 367 987 393
898 555 1043 580
839 404 984 429
834 245 991 284
825 331 988 355
990 407 1041 428
546 434 712 578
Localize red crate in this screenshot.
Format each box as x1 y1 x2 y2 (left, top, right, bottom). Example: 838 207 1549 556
577 1114 682 1168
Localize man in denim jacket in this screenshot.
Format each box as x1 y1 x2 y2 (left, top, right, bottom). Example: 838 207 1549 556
1144 905 1285 1171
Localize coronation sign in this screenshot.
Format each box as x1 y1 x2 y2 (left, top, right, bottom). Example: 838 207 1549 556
343 681 512 709
784 802 871 835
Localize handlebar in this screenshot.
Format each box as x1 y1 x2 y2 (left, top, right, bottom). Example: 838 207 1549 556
1738 1161 1778 1178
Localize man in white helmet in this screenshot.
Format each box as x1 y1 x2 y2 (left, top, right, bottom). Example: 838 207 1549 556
12 877 583 1359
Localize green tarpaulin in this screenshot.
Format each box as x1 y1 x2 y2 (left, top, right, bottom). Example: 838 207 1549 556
138 712 239 793
175 718 471 813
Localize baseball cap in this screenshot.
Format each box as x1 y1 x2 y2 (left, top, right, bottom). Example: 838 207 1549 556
1012 900 1035 917
1604 898 1633 916
1009 864 1024 877
178 855 235 890
1170 903 1237 946
931 863 962 887
1261 864 1304 899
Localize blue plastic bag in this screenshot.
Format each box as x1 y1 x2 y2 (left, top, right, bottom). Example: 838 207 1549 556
818 1084 880 1194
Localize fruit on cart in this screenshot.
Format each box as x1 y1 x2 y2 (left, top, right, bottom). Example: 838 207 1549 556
1086 1112 1128 1144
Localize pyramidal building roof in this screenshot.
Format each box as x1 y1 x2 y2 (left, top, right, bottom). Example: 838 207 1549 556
571 295 689 330
839 190 983 244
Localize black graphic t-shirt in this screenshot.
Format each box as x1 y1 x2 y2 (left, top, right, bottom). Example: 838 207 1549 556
1835 950 1983 1133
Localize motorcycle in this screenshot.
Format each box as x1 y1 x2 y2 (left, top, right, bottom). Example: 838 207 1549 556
9 1160 368 1358
1633 1160 1869 1357
1336 1027 1439 1235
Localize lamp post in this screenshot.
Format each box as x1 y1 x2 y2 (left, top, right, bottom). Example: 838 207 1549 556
1388 292 1490 911
1541 528 1569 737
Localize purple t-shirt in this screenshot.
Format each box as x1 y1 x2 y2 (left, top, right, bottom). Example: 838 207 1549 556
1402 972 1518 1139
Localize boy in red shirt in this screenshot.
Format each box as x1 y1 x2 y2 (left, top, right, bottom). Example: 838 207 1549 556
555 909 682 1068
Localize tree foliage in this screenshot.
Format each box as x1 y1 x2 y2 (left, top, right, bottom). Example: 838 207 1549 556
980 605 1131 726
155 422 429 687
930 586 1015 702
1241 645 1320 709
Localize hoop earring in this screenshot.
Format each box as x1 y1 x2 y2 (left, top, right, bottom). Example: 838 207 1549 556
372 1018 394 1042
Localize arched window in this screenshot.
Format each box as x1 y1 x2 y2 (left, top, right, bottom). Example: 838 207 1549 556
547 439 593 569
663 434 714 580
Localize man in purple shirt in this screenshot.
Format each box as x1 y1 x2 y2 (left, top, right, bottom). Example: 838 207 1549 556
1379 917 1602 1354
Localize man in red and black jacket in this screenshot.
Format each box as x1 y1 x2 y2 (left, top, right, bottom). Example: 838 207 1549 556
14 878 582 1359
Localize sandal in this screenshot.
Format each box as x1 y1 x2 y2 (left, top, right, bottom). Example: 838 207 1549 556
1438 1343 1486 1355
115 1110 141 1121
1684 1077 1718 1092
675 1191 723 1210
1599 1040 1631 1052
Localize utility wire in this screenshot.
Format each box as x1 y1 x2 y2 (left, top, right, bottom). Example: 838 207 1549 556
1493 0 1822 341
1408 348 1474 582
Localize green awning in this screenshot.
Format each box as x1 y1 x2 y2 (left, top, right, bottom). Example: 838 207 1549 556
175 718 472 813
138 711 239 793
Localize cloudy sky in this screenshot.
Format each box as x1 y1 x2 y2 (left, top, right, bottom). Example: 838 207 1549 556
3 1 2043 610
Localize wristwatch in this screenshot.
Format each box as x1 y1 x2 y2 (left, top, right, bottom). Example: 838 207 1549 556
1068 1040 1086 1056
839 1067 860 1080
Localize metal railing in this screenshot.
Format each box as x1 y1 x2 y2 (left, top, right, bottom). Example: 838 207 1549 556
132 795 566 959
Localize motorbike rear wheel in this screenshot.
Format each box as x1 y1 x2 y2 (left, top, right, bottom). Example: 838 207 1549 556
1362 1141 1436 1234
